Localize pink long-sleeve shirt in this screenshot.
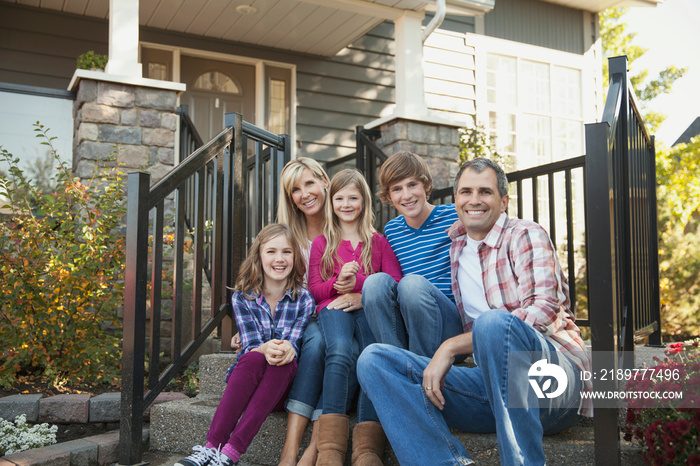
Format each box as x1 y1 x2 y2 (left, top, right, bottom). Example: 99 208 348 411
308 232 402 313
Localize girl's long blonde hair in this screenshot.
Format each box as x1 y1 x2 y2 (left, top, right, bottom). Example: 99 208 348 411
234 223 306 300
320 169 376 281
277 157 330 248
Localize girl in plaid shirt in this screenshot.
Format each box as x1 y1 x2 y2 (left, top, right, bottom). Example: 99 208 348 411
176 223 315 466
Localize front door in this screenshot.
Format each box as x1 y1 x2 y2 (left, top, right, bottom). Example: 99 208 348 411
180 56 256 141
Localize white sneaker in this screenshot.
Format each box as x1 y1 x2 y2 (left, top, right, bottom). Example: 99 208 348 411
174 445 218 466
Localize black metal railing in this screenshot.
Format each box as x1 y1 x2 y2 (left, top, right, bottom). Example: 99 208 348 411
506 157 588 324
584 55 662 465
119 113 289 465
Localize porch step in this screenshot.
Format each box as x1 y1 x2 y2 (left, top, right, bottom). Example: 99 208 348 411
150 353 645 465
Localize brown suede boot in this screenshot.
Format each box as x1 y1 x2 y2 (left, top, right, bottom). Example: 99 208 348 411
316 413 350 466
351 421 387 466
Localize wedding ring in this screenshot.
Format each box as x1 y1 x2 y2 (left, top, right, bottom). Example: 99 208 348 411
424 386 432 391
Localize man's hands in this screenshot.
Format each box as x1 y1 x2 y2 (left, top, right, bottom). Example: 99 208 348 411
255 339 296 366
422 333 473 410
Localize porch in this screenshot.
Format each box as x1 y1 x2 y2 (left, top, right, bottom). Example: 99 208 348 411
114 55 662 466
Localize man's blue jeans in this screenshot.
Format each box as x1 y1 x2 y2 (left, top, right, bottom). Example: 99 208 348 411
357 310 582 466
318 307 378 422
361 273 463 357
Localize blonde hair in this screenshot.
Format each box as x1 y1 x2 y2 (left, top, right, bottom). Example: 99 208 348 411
277 157 330 249
320 169 376 280
378 151 433 203
234 223 306 300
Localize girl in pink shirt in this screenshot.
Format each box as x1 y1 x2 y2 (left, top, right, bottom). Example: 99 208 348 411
308 169 402 466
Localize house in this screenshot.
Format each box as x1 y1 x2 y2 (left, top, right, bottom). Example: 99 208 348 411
0 0 660 190
673 116 700 146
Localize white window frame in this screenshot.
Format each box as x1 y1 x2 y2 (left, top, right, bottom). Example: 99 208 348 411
469 34 596 170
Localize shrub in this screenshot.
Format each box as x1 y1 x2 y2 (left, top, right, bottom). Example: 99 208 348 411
0 414 58 456
623 338 700 465
76 50 108 70
0 123 126 389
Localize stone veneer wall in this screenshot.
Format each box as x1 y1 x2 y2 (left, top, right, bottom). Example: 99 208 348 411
374 118 462 190
72 79 178 183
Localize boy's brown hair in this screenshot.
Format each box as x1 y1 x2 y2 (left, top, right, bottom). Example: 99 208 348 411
378 151 433 203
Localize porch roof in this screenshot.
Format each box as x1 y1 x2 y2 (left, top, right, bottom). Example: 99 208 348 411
0 0 660 57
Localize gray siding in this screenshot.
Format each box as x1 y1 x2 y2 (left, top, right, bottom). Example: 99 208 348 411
484 0 585 54
295 22 396 161
0 3 396 163
0 4 108 89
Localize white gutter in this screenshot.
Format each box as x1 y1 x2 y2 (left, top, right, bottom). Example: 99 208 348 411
422 0 446 43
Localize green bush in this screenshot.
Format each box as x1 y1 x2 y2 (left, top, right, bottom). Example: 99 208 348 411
0 123 125 389
76 50 108 70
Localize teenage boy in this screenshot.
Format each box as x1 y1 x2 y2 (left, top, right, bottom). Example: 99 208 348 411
361 151 464 357
358 158 592 465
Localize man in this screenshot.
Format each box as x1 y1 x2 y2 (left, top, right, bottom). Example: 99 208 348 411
361 151 463 357
358 157 592 465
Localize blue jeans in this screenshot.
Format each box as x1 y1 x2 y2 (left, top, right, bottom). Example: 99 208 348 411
285 318 325 421
357 310 582 466
318 307 378 423
362 273 463 357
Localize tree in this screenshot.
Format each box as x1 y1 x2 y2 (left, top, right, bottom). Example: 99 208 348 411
655 136 700 339
600 8 686 134
601 8 698 340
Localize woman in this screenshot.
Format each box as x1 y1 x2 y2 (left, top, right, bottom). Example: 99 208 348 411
276 158 362 466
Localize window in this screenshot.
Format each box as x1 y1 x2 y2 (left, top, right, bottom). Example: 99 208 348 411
474 36 589 259
482 50 584 170
148 63 168 81
269 78 287 135
193 72 241 94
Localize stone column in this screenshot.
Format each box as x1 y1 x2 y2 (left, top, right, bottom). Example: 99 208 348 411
72 78 178 183
374 117 462 190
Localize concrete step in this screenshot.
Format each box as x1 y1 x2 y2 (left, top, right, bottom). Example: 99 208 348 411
150 353 646 465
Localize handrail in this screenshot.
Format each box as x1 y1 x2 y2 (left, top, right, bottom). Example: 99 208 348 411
119 113 290 465
585 55 661 465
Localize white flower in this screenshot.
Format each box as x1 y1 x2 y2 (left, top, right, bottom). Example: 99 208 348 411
0 415 57 456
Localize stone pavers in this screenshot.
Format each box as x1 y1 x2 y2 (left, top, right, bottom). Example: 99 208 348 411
0 394 42 422
39 394 91 424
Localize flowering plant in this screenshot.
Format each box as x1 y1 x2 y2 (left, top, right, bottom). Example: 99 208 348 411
623 338 700 465
0 414 58 456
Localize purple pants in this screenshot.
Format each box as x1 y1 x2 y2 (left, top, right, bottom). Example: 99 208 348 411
206 350 297 455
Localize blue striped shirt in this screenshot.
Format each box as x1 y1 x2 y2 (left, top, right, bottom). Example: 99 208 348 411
233 287 315 356
383 203 459 302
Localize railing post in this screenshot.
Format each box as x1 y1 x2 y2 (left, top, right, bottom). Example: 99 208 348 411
585 121 621 466
646 135 663 347
119 172 151 465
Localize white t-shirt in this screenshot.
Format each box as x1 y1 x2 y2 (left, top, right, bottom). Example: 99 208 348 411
457 237 490 320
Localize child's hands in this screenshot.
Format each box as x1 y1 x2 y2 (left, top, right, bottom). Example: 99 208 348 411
261 339 296 366
335 261 359 293
231 333 242 354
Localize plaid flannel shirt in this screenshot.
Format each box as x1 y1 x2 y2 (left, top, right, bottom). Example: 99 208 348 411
449 213 593 416
233 287 315 356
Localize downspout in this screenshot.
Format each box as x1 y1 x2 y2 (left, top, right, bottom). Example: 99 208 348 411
422 0 446 42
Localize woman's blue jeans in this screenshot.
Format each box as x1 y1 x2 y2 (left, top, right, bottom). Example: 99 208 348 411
318 306 378 423
361 273 463 357
285 318 325 421
358 310 583 466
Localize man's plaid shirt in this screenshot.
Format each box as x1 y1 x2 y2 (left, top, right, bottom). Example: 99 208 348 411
449 213 593 416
